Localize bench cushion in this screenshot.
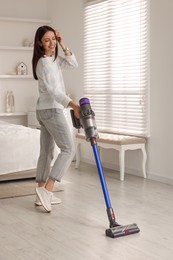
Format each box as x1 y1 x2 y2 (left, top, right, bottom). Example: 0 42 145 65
76 132 146 145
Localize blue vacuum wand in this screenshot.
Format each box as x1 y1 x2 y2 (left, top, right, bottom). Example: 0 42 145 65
70 97 140 238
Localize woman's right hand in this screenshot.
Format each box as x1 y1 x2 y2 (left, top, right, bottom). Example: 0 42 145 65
74 105 80 119
68 101 80 119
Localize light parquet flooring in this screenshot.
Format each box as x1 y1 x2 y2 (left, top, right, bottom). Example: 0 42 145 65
0 162 173 260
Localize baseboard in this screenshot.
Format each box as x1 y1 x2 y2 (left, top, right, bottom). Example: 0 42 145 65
147 172 173 186
0 169 36 182
81 157 143 177
80 157 173 185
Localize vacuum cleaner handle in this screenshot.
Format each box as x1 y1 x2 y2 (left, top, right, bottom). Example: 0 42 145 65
70 109 81 129
70 97 98 141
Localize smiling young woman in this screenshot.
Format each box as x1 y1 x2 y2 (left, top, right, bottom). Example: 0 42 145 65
32 25 80 213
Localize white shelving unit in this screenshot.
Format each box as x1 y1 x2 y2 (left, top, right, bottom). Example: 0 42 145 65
0 17 51 24
0 16 51 77
0 16 51 121
0 75 33 79
0 46 33 51
0 112 27 126
0 112 27 116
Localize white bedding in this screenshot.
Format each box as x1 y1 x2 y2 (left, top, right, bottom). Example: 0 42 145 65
0 120 40 175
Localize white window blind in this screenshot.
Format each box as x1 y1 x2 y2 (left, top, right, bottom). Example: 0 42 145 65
83 0 150 137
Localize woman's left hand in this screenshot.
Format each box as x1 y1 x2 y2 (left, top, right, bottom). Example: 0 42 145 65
55 30 63 44
55 30 69 54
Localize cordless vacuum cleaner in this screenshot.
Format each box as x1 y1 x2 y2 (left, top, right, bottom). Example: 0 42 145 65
70 97 140 238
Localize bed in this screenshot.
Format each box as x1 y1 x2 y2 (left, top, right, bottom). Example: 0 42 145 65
0 120 40 180
0 109 72 181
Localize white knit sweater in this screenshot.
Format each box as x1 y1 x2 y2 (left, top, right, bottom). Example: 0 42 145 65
36 53 78 110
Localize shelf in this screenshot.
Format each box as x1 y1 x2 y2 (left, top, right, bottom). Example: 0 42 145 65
0 112 27 116
0 75 33 79
0 16 51 24
0 46 33 51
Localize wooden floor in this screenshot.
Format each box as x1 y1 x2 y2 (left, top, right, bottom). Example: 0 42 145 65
0 162 173 260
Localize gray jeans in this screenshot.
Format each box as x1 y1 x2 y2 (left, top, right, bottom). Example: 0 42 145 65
36 108 75 183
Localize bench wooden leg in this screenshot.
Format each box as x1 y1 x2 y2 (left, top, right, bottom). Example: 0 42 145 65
141 144 147 178
119 148 125 181
75 141 80 169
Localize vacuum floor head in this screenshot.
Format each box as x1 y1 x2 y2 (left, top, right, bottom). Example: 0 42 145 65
105 223 140 238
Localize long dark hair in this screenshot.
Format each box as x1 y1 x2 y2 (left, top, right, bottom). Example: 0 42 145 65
32 25 58 80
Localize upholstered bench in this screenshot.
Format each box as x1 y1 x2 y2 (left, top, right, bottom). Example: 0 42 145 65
75 132 147 181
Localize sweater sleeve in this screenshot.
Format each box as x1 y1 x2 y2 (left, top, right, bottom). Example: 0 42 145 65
36 57 72 108
57 53 78 70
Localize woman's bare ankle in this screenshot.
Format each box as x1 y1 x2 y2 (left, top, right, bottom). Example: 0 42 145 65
45 178 55 192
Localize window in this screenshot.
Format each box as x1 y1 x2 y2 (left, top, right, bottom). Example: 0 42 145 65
83 0 150 137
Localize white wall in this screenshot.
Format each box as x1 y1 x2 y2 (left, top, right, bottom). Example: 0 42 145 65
1 0 172 184
48 0 173 185
0 0 49 114
148 0 173 183
48 0 84 102
0 0 48 18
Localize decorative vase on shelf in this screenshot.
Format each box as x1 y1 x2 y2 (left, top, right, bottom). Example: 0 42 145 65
23 38 30 47
6 91 15 113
